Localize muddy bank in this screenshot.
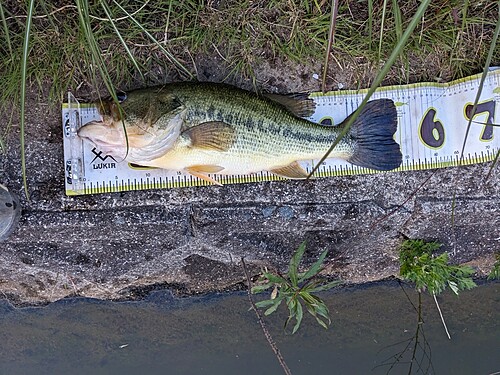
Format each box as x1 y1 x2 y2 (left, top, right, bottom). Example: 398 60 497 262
0 60 499 307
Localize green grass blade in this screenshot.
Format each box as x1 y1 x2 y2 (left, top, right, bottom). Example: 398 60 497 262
100 1 144 80
298 249 328 283
378 0 389 60
299 290 316 305
312 0 321 13
315 316 329 329
111 0 193 79
310 297 330 319
262 272 287 285
165 0 173 41
392 0 402 41
308 0 432 178
251 282 274 294
75 0 117 99
288 241 307 286
459 2 500 165
20 0 36 199
461 0 470 33
263 296 284 316
367 0 373 47
0 2 12 58
255 298 278 308
308 280 342 293
75 0 129 154
484 2 500 179
291 301 303 334
39 1 59 31
321 0 339 92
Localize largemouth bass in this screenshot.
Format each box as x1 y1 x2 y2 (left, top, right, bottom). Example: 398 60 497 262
78 82 402 184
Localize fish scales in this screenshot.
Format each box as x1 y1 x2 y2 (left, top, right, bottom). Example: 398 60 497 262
165 83 352 160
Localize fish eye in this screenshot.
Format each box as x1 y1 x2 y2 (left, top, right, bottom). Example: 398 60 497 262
117 93 127 102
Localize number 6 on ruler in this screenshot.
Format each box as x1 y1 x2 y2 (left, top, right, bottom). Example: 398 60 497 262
419 108 445 149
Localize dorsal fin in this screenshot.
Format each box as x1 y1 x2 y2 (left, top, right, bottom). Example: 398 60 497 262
183 121 236 151
265 93 316 118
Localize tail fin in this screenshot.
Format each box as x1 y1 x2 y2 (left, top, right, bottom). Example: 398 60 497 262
344 99 402 171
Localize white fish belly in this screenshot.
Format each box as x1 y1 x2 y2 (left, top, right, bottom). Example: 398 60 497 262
143 145 351 175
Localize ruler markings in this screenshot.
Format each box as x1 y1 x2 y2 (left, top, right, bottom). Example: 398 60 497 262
63 69 500 195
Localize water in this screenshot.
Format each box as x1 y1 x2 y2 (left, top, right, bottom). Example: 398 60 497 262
0 280 498 375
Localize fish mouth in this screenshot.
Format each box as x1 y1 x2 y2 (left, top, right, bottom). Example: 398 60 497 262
77 107 185 164
77 120 127 157
77 119 179 163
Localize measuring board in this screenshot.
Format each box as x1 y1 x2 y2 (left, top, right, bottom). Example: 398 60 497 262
62 68 500 196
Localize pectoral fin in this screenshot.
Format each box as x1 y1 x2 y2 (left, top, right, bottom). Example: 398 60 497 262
270 162 309 179
183 121 236 151
186 165 224 186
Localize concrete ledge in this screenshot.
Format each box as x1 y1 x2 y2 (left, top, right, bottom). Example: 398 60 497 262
0 90 498 306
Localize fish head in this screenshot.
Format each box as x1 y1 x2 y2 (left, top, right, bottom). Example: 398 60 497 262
77 88 185 162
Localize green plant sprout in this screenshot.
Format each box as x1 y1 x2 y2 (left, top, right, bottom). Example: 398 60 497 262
399 239 477 339
400 239 477 295
378 239 477 373
487 252 500 280
251 242 341 334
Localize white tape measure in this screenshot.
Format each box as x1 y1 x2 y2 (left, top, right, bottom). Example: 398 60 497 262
62 69 500 196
